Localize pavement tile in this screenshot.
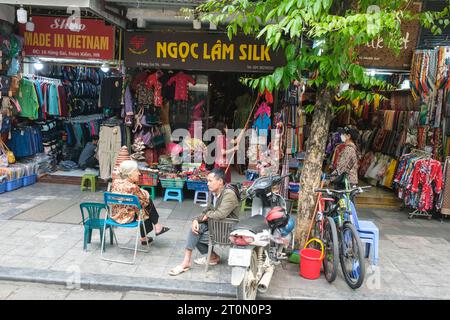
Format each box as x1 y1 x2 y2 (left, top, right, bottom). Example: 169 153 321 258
65 288 123 300
6 285 70 300
1 183 450 300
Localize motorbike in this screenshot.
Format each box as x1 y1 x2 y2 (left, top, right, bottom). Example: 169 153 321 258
228 174 295 300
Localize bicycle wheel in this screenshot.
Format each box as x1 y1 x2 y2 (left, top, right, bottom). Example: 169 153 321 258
339 222 366 289
323 216 338 283
309 217 323 251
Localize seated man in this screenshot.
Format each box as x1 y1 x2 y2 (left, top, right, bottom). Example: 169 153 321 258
78 135 99 170
169 168 240 276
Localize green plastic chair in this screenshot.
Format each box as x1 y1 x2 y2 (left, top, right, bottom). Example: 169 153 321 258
80 202 113 251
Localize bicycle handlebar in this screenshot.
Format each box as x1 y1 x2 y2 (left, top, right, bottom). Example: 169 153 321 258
314 186 372 195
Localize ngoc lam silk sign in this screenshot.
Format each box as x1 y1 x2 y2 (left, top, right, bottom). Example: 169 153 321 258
124 31 286 73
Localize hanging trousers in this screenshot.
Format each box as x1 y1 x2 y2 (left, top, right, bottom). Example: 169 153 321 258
98 125 122 180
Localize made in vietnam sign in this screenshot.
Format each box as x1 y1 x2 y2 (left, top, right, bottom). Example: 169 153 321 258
124 31 286 73
19 16 115 60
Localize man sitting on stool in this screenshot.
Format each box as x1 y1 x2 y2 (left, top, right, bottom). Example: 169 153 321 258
78 135 99 170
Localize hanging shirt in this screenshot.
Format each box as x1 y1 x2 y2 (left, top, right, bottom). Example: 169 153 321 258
17 78 39 120
166 71 196 101
101 77 123 110
48 84 60 116
58 85 69 117
252 113 271 136
145 71 163 107
193 100 205 120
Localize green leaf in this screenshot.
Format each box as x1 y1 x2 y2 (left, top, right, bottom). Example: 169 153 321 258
265 76 274 92
286 61 297 75
252 79 259 90
285 0 296 13
227 27 233 40
313 0 321 16
275 32 282 45
285 44 296 60
282 76 291 89
273 67 284 85
259 78 266 93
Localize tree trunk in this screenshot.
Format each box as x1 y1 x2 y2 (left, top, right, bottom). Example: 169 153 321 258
295 88 334 249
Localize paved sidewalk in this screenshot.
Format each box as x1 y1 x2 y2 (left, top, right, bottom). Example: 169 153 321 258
1 183 450 299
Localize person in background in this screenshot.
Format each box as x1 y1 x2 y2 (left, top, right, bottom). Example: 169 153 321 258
78 135 99 170
168 168 240 276
111 160 170 245
215 122 239 183
331 127 361 189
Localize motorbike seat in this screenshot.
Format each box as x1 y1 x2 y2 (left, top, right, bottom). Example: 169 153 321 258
233 215 268 234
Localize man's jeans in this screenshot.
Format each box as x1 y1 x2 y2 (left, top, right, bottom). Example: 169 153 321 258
186 222 210 255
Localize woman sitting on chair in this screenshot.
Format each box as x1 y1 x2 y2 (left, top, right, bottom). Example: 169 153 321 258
111 160 170 245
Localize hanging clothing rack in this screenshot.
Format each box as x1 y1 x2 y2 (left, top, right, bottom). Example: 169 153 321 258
21 73 62 85
65 114 104 124
410 148 432 157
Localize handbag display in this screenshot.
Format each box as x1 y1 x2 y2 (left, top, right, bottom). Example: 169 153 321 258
0 139 11 166
1 139 15 164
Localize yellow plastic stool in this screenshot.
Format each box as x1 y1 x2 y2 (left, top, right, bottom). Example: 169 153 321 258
81 174 97 192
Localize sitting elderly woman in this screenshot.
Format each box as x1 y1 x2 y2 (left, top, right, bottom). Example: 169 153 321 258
111 160 169 245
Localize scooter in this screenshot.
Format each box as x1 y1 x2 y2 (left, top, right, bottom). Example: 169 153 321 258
228 174 295 300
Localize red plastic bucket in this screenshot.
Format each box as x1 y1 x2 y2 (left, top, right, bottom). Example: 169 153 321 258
299 238 324 280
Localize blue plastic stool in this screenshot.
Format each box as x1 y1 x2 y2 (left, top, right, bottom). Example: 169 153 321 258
358 221 379 266
164 188 183 203
194 190 208 204
350 202 379 266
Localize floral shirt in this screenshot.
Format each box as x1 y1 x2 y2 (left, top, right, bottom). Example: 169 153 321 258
110 178 150 224
332 143 360 185
145 72 163 107
167 72 196 101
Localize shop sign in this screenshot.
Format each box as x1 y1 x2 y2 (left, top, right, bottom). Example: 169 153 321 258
19 16 115 60
124 31 286 73
357 2 422 70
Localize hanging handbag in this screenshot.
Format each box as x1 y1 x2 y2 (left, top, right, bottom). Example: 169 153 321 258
0 139 14 165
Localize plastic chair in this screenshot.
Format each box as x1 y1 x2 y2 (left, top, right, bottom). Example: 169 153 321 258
194 190 208 204
205 218 239 272
164 188 183 202
350 201 379 266
80 203 113 251
81 174 97 192
140 186 156 200
101 192 151 265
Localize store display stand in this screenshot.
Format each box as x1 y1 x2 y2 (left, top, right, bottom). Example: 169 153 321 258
408 209 433 220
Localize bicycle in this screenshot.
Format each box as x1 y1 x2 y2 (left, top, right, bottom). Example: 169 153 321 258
314 181 371 289
309 175 339 283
